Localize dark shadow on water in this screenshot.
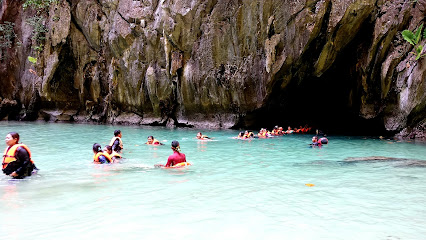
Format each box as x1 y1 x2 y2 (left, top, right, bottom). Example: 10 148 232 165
342 156 426 168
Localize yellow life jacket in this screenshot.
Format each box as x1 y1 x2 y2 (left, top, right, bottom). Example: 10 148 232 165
146 139 160 145
2 144 33 170
110 152 121 159
109 137 123 149
93 152 112 164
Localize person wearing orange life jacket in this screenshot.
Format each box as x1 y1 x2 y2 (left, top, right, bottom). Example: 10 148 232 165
146 136 163 145
93 143 112 164
295 126 303 133
243 130 254 138
257 128 270 138
236 132 245 139
2 132 37 178
104 145 121 162
271 126 282 136
109 130 123 153
278 127 285 135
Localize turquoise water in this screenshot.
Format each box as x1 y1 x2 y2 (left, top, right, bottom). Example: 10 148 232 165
0 122 426 239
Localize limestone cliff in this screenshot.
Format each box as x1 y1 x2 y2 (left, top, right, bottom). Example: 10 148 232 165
0 0 425 139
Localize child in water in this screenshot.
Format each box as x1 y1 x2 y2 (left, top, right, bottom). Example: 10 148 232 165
93 143 112 164
196 132 211 140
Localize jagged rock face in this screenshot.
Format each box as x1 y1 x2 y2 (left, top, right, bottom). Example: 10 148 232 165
0 0 425 138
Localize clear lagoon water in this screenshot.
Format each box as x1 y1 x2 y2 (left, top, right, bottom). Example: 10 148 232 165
0 122 426 239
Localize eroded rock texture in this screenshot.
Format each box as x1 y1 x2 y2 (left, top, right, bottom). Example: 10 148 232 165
0 0 425 138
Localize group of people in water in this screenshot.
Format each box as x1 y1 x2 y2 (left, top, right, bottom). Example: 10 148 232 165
92 130 187 168
236 125 313 138
2 126 326 179
235 125 328 147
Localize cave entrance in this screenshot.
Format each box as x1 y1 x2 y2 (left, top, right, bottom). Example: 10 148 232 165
245 18 388 136
41 42 79 111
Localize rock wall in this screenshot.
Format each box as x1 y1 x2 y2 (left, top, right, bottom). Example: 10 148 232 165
0 0 425 139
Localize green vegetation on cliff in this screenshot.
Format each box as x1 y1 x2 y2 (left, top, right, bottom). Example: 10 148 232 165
402 24 426 60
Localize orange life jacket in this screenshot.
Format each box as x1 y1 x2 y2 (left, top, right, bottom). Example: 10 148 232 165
93 152 112 164
110 152 121 159
2 144 34 170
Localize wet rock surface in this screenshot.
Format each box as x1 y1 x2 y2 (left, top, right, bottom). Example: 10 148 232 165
0 0 425 138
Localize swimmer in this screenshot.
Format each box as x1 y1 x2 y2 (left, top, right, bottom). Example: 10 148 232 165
109 130 123 153
237 132 245 139
243 130 255 138
93 143 112 164
2 132 37 178
302 124 311 133
295 126 303 133
104 145 121 162
310 136 322 148
146 136 163 145
165 141 187 167
271 126 281 136
257 128 271 138
155 141 187 168
285 126 294 134
196 132 211 140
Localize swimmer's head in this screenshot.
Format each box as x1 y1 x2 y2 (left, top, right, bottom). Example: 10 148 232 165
104 145 112 154
171 140 180 152
93 143 102 153
114 130 121 137
6 132 19 146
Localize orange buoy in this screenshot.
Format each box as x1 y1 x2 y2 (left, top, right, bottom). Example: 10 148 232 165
305 183 315 187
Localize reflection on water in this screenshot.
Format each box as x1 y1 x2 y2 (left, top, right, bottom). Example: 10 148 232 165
0 122 426 239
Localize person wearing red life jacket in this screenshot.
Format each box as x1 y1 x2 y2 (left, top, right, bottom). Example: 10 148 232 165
2 132 37 178
165 141 187 167
146 136 164 145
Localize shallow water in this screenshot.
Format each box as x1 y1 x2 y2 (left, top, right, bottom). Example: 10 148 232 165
0 122 426 240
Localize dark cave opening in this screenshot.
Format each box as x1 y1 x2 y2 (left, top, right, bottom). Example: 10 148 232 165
245 17 389 136
41 42 79 110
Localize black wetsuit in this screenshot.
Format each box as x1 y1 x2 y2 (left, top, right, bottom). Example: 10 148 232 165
112 139 122 153
3 146 36 178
